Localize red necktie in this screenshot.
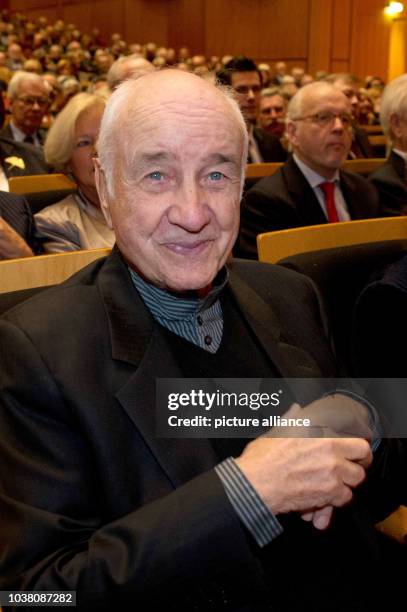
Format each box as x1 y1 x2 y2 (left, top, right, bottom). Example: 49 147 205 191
319 182 339 223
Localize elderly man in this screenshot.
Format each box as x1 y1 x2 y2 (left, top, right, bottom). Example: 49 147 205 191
238 82 380 259
0 71 403 611
0 71 49 145
258 88 288 139
368 73 407 215
217 56 287 163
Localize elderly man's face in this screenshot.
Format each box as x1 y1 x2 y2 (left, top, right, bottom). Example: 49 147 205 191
231 71 261 124
11 79 49 135
287 88 352 179
259 94 286 136
99 79 244 293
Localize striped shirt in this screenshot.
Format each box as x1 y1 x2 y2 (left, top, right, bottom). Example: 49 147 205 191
129 265 282 547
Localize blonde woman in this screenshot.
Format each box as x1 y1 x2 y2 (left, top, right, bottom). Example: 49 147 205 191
35 92 115 252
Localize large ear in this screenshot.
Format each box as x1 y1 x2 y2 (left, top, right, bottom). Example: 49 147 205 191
285 118 298 148
94 157 113 229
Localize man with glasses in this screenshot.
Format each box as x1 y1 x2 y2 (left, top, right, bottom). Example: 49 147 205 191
217 56 287 163
238 81 380 259
0 71 49 146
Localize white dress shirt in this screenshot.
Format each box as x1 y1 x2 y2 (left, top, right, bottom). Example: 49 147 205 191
293 154 351 222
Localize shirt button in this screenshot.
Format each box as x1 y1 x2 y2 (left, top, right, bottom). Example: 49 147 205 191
197 315 203 326
204 335 212 346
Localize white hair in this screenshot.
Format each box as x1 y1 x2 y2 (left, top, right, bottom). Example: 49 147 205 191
8 70 47 99
380 74 407 144
44 92 105 169
98 70 248 199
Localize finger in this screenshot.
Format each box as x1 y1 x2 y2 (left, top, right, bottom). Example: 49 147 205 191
312 506 333 530
301 511 314 522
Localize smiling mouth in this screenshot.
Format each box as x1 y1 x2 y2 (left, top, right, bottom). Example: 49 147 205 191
164 240 212 256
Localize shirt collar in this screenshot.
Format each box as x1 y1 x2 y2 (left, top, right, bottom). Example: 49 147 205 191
129 266 229 321
293 153 340 188
10 121 38 143
392 148 407 162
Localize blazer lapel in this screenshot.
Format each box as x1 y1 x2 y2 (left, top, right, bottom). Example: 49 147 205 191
283 156 328 226
228 266 323 377
98 249 219 487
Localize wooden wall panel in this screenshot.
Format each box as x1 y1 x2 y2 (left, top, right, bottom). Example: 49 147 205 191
307 0 333 75
167 0 205 56
61 1 125 40
124 0 169 46
350 0 390 79
205 0 259 58
256 0 309 62
331 0 351 63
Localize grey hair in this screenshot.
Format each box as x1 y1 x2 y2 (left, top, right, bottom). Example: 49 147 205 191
379 73 407 143
260 87 281 98
8 70 48 99
98 70 248 199
44 92 105 169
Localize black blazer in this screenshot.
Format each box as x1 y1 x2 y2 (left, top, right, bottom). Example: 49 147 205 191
369 150 407 216
0 190 38 251
0 251 404 610
0 122 46 146
238 155 380 259
0 136 49 178
253 126 287 163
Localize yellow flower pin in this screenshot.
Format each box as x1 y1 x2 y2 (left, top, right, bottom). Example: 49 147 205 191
5 156 25 170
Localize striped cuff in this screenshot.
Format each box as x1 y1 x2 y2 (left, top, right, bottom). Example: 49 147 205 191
215 457 283 548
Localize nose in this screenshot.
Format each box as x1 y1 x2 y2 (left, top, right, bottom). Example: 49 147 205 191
168 179 211 233
332 115 345 131
270 108 278 118
246 88 255 101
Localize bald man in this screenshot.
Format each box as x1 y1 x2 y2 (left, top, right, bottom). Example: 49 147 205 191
0 70 404 611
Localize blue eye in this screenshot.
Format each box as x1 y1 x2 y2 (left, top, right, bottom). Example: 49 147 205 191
76 139 92 148
147 171 163 181
209 171 224 181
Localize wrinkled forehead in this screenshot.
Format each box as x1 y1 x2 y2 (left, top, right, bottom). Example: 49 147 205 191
120 80 244 151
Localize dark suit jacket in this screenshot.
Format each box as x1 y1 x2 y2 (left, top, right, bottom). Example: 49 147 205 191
237 155 380 259
0 122 46 146
0 251 404 610
0 136 49 178
0 190 38 252
353 253 407 377
369 151 407 216
352 125 374 158
252 126 287 163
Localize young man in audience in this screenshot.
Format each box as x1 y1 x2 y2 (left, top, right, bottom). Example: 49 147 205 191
238 81 380 259
217 56 287 163
0 69 405 612
368 73 407 216
0 71 49 145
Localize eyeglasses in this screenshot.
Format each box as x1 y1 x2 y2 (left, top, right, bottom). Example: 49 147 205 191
234 85 262 95
261 106 284 114
292 111 353 128
16 95 49 108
